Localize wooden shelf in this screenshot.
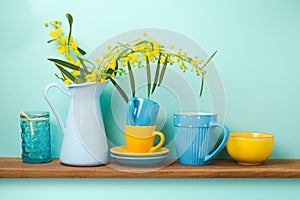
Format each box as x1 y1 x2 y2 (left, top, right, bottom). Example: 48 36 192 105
1 158 300 178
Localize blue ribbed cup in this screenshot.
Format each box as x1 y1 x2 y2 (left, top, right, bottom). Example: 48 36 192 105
20 111 51 163
174 112 229 166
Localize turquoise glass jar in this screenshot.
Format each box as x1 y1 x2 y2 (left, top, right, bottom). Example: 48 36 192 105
20 111 51 163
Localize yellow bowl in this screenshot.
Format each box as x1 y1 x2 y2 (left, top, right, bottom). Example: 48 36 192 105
226 132 274 165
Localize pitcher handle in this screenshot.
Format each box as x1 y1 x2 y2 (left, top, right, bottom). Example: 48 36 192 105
203 122 230 162
44 83 71 132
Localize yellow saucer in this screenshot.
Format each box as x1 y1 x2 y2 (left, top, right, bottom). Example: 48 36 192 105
110 146 169 157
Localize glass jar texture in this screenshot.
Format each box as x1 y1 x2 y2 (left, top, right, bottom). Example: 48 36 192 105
20 111 51 163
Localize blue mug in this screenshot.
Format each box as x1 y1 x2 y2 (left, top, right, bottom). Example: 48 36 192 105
127 97 160 126
174 112 229 166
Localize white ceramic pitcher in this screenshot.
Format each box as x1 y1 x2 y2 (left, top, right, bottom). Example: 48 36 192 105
44 82 108 166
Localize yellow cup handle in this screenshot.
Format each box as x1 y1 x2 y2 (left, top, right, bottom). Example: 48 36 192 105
150 131 165 152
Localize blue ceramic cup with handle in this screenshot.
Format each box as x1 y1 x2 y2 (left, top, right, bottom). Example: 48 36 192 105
127 97 160 126
174 112 230 166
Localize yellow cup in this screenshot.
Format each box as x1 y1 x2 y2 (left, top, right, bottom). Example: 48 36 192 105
124 125 165 153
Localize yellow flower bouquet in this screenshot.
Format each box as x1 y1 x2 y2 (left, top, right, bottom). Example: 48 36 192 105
45 13 216 102
45 14 117 86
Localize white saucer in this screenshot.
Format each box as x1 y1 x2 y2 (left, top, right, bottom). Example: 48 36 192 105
110 146 169 157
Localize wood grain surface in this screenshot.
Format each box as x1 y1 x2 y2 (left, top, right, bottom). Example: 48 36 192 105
1 158 300 178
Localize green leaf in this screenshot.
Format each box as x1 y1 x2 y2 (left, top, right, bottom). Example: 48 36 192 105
108 77 129 103
77 57 89 73
54 73 64 81
60 71 66 79
202 50 217 69
146 56 151 98
77 46 86 55
75 75 85 83
151 53 161 94
199 76 205 97
79 68 87 78
134 40 149 47
158 55 168 87
47 39 55 43
66 13 73 25
127 61 135 97
198 50 217 97
148 41 154 50
114 60 118 76
105 68 115 76
55 64 76 82
117 48 130 59
48 58 80 70
65 13 73 52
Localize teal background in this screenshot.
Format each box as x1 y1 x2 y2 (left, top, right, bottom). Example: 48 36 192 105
1 0 300 199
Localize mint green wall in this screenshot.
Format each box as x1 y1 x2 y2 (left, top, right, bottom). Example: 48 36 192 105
1 179 300 200
1 0 300 199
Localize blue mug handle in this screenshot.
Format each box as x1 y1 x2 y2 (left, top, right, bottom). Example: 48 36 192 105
203 122 230 162
127 98 139 125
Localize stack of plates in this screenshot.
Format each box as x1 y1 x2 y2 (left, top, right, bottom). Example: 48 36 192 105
110 146 169 167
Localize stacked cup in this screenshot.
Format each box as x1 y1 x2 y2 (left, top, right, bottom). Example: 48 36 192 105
110 97 168 167
125 97 164 152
